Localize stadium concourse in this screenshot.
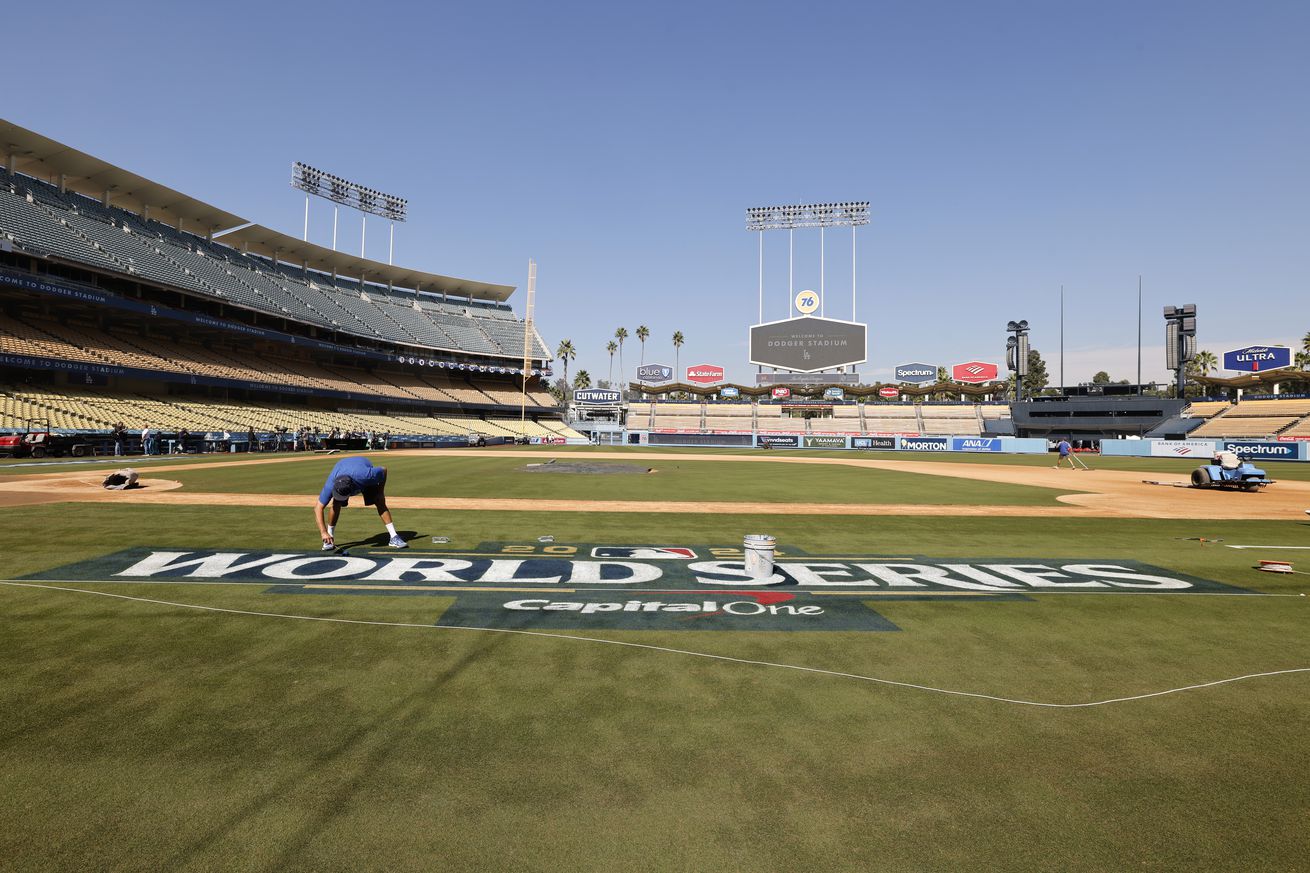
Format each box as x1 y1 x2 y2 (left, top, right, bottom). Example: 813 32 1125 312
0 120 582 450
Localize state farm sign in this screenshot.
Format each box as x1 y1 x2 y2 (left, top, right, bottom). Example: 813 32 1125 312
686 364 725 385
952 361 999 384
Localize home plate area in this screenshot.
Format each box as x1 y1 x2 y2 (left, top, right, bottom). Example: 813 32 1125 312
32 543 1249 633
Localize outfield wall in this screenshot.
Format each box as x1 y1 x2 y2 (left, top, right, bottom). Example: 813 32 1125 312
1099 438 1309 461
640 432 1048 454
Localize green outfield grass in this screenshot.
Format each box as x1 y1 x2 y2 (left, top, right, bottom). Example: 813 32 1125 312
2 454 1309 872
162 454 1076 506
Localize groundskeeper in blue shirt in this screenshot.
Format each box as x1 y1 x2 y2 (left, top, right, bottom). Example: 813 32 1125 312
313 456 406 551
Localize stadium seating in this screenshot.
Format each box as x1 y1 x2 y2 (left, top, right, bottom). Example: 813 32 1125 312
1 173 548 361
1189 397 1310 437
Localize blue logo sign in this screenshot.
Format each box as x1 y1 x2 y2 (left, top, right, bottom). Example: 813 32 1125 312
1222 346 1291 373
895 362 937 385
1222 440 1297 460
899 437 949 452
823 387 845 400
574 389 621 405
951 437 1001 452
636 364 674 382
720 386 741 398
852 436 896 450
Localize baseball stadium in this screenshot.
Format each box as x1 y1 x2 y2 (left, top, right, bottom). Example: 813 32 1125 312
3 93 1310 873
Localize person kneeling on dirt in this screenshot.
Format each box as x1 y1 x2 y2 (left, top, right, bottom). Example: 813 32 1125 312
314 456 407 550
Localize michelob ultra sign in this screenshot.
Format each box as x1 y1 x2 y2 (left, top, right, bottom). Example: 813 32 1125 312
1223 346 1290 373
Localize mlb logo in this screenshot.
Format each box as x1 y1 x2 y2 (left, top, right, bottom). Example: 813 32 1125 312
590 547 697 560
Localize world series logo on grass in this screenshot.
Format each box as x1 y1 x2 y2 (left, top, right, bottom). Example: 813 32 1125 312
30 545 1252 634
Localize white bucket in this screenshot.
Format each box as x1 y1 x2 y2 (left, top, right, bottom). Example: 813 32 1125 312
743 534 777 579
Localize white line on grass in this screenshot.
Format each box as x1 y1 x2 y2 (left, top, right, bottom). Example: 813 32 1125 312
1 580 1307 710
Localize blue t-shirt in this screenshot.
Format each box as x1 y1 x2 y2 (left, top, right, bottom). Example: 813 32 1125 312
318 457 387 504
1058 440 1071 456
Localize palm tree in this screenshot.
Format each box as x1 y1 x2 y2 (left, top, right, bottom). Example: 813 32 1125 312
1189 349 1218 376
573 370 592 390
556 339 576 395
1295 351 1310 371
672 331 685 377
606 340 618 384
614 327 628 397
636 325 650 364
1303 330 1310 355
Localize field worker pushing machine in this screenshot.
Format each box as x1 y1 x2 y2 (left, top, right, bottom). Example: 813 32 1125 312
314 456 407 550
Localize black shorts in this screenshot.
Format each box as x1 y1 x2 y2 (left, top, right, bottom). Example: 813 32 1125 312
334 485 384 508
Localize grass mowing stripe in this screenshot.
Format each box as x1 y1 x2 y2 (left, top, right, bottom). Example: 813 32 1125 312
4 579 1308 710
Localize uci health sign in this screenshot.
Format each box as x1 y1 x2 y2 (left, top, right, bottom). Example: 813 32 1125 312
1223 346 1291 373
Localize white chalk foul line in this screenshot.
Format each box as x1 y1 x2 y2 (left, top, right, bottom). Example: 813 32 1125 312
2 580 1308 710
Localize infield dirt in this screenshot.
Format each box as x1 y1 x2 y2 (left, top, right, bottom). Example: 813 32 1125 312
1 449 1306 520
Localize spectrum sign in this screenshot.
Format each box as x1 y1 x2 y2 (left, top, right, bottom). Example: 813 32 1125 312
1222 346 1291 373
895 363 937 385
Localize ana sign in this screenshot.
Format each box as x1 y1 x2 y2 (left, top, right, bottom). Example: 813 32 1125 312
771 386 792 399
1222 346 1291 373
952 437 1001 453
637 364 674 382
952 362 999 384
878 386 899 399
749 316 868 373
686 364 725 385
895 363 937 385
574 389 622 405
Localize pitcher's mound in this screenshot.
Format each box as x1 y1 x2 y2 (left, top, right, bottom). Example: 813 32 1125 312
522 461 653 475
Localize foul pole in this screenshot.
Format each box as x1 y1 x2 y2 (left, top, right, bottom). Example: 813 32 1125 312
519 259 537 426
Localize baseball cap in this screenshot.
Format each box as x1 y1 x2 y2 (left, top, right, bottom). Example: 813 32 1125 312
331 474 359 502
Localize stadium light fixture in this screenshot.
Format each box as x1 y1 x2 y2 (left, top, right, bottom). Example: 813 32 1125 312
1163 304 1197 398
1006 319 1031 402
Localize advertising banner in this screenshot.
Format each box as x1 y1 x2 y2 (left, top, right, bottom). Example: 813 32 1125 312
951 437 1002 452
574 389 622 405
802 435 848 449
952 361 1000 384
1222 346 1291 373
757 434 799 448
749 316 868 373
895 363 937 385
771 387 792 399
1148 439 1217 458
1222 440 1300 460
878 386 899 398
899 437 950 452
685 364 725 385
636 364 674 382
823 387 845 400
852 436 896 450
719 386 741 398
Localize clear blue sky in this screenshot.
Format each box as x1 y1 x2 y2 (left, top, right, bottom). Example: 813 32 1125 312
8 0 1308 386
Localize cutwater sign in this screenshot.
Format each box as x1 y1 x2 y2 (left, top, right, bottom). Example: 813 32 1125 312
574 389 621 405
952 437 1001 452
637 364 673 382
1223 346 1291 373
895 363 937 385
